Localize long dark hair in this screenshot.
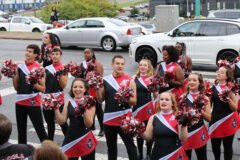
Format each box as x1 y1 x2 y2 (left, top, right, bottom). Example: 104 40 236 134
69 78 89 98
41 33 59 48
214 66 234 85
85 48 96 61
162 45 179 62
186 73 205 94
176 42 186 63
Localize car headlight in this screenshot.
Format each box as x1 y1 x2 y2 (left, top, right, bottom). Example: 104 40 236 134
131 38 138 44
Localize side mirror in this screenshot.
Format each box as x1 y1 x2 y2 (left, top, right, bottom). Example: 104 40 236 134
172 29 178 37
25 21 30 25
65 26 69 30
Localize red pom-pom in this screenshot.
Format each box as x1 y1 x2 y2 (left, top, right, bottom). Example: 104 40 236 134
43 47 52 63
120 112 146 137
217 59 232 68
74 95 96 117
164 71 174 83
86 62 96 72
42 94 63 110
1 60 18 78
26 67 44 85
147 75 167 92
204 80 213 97
192 94 208 112
86 71 103 90
71 64 83 78
114 86 134 104
234 57 240 64
55 62 76 80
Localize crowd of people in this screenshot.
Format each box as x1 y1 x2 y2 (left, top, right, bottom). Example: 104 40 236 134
0 33 240 160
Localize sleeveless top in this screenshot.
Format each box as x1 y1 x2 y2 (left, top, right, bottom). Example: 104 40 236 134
234 61 240 110
103 73 132 126
41 45 57 67
62 99 98 158
16 61 41 106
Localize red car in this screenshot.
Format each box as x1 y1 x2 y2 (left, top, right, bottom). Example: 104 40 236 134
119 8 125 12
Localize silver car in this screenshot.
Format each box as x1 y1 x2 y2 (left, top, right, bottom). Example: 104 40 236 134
45 17 141 51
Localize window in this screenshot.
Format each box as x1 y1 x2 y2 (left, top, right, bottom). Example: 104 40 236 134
21 18 30 24
225 12 240 19
214 12 225 18
68 20 85 29
108 19 128 26
12 18 21 23
86 20 104 28
175 22 202 37
200 22 227 36
227 23 240 35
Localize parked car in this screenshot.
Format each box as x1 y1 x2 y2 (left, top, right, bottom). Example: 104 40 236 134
57 20 74 28
139 22 156 34
129 19 240 67
0 17 8 23
135 16 148 21
117 16 130 22
129 22 155 35
208 9 240 21
128 14 139 18
119 8 125 12
0 16 52 32
45 17 141 51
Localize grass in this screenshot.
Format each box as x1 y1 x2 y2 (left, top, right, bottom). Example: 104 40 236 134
116 0 149 9
24 11 42 18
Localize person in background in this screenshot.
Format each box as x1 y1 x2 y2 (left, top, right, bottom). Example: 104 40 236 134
233 48 240 114
39 33 59 68
80 48 104 136
43 48 68 140
209 66 240 160
34 140 67 160
183 73 211 160
142 92 188 160
50 6 58 28
0 113 35 160
54 78 98 160
13 44 48 144
132 59 156 160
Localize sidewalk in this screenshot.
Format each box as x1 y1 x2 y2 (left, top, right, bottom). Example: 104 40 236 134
0 32 42 41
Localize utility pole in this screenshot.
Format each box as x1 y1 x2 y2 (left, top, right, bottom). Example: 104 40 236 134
33 0 36 17
195 0 200 18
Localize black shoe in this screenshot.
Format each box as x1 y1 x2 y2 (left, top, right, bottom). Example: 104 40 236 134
144 155 150 160
138 154 143 160
98 130 104 136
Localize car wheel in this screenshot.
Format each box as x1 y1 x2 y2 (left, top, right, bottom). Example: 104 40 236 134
136 47 157 67
101 36 116 52
218 50 237 64
32 28 40 32
0 27 6 31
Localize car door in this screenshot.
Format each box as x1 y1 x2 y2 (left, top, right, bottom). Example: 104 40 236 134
194 22 227 65
79 20 105 46
10 17 23 31
59 20 86 46
21 18 32 32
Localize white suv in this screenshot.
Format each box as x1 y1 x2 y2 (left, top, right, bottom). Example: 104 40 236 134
129 19 240 66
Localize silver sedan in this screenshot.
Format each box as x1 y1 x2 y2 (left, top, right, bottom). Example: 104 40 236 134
44 17 141 51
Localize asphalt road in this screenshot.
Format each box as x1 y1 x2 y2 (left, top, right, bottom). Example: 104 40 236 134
0 39 239 160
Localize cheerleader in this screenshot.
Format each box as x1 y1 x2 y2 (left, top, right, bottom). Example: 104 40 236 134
132 59 156 160
183 73 211 160
209 66 240 160
80 48 104 136
39 33 60 67
54 78 98 160
233 48 240 113
156 45 184 99
142 92 188 160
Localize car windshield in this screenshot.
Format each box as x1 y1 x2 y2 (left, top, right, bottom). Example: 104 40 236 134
140 23 154 29
29 17 44 24
108 19 129 26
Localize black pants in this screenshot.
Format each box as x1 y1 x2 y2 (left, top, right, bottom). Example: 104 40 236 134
211 134 235 160
68 149 95 160
137 120 153 157
16 104 48 144
43 105 68 140
92 100 103 130
185 144 207 160
104 124 138 160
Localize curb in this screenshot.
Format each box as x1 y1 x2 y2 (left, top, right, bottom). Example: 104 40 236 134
0 32 42 41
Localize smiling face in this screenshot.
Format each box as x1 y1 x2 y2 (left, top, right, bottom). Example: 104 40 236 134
72 80 86 99
112 58 125 76
159 92 173 113
217 67 227 82
25 48 37 62
188 74 200 92
51 51 62 64
139 60 148 75
84 49 94 61
162 50 171 63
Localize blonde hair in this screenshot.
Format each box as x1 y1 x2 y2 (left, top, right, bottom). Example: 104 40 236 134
155 92 177 113
34 140 67 160
136 59 153 78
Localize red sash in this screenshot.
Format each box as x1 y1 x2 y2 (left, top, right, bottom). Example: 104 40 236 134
62 131 98 158
183 125 209 150
16 93 41 106
103 109 132 126
133 101 155 121
209 111 240 138
159 147 188 160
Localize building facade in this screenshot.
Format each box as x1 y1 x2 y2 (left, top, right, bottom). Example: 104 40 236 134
149 0 240 17
0 0 45 11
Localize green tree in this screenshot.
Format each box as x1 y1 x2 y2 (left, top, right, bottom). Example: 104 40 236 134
41 0 118 23
130 7 139 15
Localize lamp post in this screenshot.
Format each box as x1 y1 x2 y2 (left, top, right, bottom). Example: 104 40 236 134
195 0 200 18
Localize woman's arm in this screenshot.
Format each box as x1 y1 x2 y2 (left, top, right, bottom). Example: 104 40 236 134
96 87 105 103
59 74 68 89
141 115 154 141
54 100 69 125
178 124 188 142
169 66 184 87
201 97 211 122
83 106 96 128
228 93 238 111
95 61 103 77
187 56 192 73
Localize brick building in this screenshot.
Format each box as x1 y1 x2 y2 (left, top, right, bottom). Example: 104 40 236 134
149 0 240 17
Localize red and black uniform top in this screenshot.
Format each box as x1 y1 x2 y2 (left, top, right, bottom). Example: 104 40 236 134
103 73 132 126
44 62 64 104
234 60 240 110
16 61 42 106
41 45 58 68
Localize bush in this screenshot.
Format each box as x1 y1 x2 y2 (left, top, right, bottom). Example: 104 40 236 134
130 7 139 15
41 0 118 23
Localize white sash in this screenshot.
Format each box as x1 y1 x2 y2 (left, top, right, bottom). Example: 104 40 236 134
82 60 87 69
104 74 120 91
187 94 194 103
18 63 30 76
138 76 148 90
45 64 56 75
161 62 167 72
236 61 240 69
156 113 177 134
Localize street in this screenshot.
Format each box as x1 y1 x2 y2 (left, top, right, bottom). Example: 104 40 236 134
0 39 239 160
